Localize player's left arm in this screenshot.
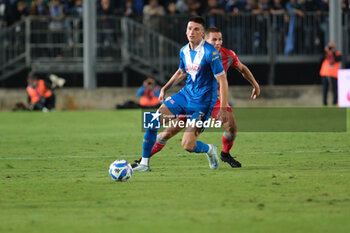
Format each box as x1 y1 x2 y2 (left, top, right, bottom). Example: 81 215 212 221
235 63 260 99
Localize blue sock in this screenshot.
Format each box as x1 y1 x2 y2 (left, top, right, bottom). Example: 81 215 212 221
192 141 210 153
142 128 157 158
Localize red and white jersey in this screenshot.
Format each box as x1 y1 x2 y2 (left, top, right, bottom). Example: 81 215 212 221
219 46 240 72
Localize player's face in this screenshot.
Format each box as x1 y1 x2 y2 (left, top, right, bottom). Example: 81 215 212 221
206 32 223 51
186 21 204 45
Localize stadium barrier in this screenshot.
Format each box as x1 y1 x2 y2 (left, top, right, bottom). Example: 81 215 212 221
1 85 325 111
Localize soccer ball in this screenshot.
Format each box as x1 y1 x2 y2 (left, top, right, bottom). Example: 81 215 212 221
109 160 133 182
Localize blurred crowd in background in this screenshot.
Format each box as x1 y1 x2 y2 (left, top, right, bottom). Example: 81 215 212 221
1 0 350 60
1 0 349 29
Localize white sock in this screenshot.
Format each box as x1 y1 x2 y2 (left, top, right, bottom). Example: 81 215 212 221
140 157 149 166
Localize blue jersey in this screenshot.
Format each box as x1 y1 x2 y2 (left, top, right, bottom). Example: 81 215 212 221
179 39 225 101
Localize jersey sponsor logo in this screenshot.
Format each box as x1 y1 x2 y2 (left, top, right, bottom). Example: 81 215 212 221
186 64 201 72
212 55 219 61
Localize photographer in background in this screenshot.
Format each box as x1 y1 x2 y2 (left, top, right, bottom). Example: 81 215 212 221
319 41 342 106
26 72 65 112
26 72 55 112
137 77 161 108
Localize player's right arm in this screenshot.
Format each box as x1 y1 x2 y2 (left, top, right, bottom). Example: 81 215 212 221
209 46 229 122
215 73 229 123
159 68 187 102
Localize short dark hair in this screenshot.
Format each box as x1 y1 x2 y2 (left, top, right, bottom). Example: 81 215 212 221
188 16 206 28
27 71 37 79
205 27 221 37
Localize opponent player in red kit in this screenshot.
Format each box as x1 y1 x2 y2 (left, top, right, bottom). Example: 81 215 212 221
133 27 260 169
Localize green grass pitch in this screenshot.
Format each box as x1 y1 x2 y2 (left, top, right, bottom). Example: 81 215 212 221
1 109 350 233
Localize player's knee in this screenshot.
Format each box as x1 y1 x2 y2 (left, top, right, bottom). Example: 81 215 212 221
227 125 237 135
224 119 237 135
223 123 235 135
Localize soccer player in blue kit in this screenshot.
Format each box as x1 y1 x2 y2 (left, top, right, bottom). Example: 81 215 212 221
133 16 229 172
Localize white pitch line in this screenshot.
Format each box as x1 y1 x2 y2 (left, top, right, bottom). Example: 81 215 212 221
245 149 349 154
0 149 348 161
0 155 137 161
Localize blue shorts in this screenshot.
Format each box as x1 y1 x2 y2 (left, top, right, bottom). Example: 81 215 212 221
163 90 216 122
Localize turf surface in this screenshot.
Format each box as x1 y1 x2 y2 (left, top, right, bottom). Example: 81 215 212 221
1 109 349 233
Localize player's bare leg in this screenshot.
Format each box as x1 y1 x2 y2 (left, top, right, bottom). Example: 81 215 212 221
182 126 218 170
151 117 186 156
220 111 241 167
